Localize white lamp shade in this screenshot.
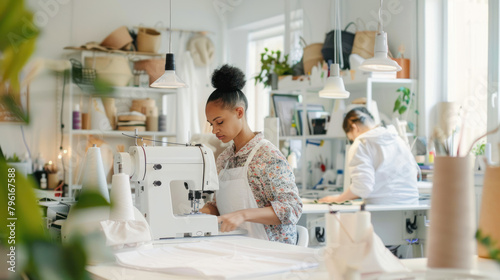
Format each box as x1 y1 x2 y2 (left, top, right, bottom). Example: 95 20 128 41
359 32 402 72
319 76 350 99
150 70 187 88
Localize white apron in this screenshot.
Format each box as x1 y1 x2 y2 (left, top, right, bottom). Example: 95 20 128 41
216 139 269 241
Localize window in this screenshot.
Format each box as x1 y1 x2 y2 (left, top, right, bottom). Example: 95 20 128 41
246 11 303 131
445 0 488 151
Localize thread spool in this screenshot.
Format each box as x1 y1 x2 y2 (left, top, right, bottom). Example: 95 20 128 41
81 145 110 201
158 114 167 132
325 211 340 245
109 164 134 221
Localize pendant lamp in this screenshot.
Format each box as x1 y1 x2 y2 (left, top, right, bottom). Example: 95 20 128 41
319 0 349 99
359 0 402 72
150 0 187 88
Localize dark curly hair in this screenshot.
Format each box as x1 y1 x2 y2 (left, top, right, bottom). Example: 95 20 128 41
206 64 248 111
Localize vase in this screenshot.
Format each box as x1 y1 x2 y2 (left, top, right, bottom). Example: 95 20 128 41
427 156 475 269
268 73 278 90
477 165 500 258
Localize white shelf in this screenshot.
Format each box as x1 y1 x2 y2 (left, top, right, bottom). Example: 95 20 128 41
71 84 175 97
71 129 176 137
281 135 344 141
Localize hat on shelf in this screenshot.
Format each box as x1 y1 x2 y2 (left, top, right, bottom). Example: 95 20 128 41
187 33 215 67
100 26 133 50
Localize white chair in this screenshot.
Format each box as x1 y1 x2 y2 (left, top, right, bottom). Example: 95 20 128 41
296 225 309 247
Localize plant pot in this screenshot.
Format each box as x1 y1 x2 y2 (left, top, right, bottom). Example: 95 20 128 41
392 58 410 79
427 156 475 270
268 73 278 90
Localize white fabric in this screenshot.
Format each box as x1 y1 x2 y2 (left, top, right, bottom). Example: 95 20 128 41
347 125 419 204
216 139 269 241
324 211 408 280
100 220 152 247
115 240 318 279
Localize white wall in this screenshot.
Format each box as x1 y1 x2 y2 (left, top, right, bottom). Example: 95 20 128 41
0 0 222 163
1 0 422 164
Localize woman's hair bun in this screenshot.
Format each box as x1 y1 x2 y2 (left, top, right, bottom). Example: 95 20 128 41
211 64 246 91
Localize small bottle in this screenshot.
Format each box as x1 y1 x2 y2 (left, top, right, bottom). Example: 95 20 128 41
335 170 343 186
140 70 149 88
133 70 141 87
73 104 81 130
40 173 47 189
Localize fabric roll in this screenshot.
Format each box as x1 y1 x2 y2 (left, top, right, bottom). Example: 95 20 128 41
81 146 110 201
102 98 117 130
427 156 475 269
90 97 112 131
109 173 134 221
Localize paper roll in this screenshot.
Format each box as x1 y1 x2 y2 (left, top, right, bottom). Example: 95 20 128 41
91 97 112 131
264 117 279 148
109 173 134 221
81 146 110 201
325 211 340 245
477 165 500 258
427 156 475 269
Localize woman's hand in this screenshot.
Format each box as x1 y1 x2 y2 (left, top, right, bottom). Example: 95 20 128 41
318 195 342 203
199 201 220 215
218 210 246 232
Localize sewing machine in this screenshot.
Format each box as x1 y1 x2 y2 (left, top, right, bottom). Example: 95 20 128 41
114 144 219 239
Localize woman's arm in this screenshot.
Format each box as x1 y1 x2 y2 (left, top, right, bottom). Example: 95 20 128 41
318 188 360 203
218 207 280 232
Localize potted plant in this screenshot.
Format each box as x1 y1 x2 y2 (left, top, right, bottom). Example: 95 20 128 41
392 86 418 132
254 48 293 90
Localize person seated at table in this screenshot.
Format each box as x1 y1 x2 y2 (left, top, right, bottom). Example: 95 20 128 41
319 107 419 205
200 64 302 244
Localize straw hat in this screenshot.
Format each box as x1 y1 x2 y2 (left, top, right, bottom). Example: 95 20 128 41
101 26 133 50
187 34 215 67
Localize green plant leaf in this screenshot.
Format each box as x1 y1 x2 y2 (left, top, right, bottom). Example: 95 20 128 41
73 190 110 211
408 121 415 132
398 106 407 115
393 96 402 112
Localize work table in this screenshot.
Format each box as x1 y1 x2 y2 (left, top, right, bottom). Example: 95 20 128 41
87 235 500 280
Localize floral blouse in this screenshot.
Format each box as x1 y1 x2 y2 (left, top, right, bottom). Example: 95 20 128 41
216 132 303 245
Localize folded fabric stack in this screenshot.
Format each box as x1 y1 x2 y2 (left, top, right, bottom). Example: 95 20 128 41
117 112 147 131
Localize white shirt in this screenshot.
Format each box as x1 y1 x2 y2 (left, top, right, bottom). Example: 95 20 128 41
347 125 419 204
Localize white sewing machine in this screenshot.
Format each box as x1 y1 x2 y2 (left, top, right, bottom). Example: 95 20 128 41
114 144 219 240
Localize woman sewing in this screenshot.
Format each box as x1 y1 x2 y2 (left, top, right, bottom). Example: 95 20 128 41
200 64 302 244
319 107 419 205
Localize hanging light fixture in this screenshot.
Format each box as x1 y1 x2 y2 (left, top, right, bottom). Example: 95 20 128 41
150 0 187 88
319 0 349 99
359 0 402 72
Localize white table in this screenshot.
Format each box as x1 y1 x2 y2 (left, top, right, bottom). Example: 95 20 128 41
299 201 431 248
87 235 500 280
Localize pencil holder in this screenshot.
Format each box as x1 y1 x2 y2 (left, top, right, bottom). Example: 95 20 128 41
427 156 475 269
477 165 500 258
